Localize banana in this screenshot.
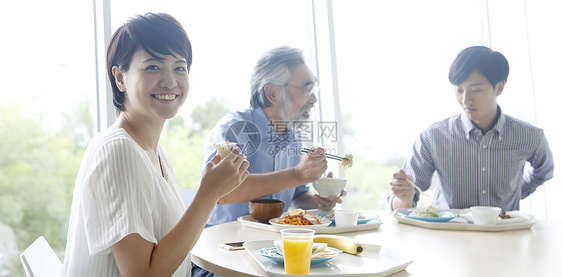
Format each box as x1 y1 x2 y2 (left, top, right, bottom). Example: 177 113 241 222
313 235 364 255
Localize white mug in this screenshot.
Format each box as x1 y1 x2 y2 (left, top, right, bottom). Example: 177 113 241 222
460 206 501 226
334 210 359 227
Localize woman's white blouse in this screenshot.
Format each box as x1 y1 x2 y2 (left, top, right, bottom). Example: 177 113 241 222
60 128 189 277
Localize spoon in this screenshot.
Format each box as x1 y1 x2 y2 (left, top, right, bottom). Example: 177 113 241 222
405 178 432 198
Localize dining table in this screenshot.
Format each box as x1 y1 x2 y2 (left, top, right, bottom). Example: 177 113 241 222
191 210 562 276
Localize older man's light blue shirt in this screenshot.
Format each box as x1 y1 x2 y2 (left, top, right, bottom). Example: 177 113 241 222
203 106 308 226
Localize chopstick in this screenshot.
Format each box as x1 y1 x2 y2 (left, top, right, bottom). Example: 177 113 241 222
405 178 432 197
300 148 349 161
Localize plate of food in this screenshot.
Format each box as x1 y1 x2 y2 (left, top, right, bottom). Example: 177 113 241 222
397 206 457 222
259 241 342 265
318 211 379 226
459 210 528 225
245 239 414 276
269 209 332 227
393 208 536 231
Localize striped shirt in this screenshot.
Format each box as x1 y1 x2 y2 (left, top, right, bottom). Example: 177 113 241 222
61 128 189 277
400 107 554 211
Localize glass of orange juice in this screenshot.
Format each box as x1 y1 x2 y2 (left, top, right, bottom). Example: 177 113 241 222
280 228 316 275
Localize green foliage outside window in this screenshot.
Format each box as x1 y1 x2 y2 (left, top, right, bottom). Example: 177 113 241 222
160 122 207 190
0 105 83 276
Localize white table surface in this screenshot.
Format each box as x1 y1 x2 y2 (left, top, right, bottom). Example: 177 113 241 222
191 210 562 276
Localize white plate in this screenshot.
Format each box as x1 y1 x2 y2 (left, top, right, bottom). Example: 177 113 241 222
238 214 383 234
269 217 332 228
244 240 413 277
459 211 528 225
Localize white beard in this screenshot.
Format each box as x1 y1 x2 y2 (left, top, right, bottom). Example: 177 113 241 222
279 90 310 122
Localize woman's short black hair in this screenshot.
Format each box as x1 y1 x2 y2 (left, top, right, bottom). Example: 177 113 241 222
448 46 509 89
106 13 192 111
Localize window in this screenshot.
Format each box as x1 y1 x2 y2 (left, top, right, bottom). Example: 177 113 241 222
326 0 560 218
486 0 562 220
0 1 95 276
329 0 484 209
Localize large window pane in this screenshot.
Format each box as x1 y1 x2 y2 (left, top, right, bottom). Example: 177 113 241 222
526 1 562 221
331 0 488 209
331 0 559 218
489 0 562 221
0 1 95 276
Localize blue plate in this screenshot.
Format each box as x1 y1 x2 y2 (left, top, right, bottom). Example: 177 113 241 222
318 212 379 227
399 210 457 222
258 246 340 265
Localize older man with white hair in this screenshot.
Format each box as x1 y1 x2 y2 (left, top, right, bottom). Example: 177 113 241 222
202 46 345 227
192 45 346 277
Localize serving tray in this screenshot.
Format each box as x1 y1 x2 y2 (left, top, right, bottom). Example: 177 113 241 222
238 211 383 234
244 240 413 277
393 208 536 232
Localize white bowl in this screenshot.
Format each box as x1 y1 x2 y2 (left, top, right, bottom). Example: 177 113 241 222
313 177 347 198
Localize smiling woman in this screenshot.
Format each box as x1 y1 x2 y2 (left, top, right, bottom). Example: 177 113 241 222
59 13 249 277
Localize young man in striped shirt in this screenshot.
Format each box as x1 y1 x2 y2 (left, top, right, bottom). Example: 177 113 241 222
389 46 554 211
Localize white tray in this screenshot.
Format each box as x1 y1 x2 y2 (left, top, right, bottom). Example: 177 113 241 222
238 215 383 234
244 240 413 277
393 208 537 232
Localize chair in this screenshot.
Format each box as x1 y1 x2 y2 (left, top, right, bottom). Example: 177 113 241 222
180 189 197 206
20 236 62 277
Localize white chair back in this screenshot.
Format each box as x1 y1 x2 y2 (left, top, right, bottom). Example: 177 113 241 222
20 236 62 277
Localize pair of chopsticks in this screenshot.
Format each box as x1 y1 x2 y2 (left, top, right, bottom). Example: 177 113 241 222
301 148 349 161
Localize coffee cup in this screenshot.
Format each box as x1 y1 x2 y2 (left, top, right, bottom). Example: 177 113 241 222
460 206 501 226
334 209 359 227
